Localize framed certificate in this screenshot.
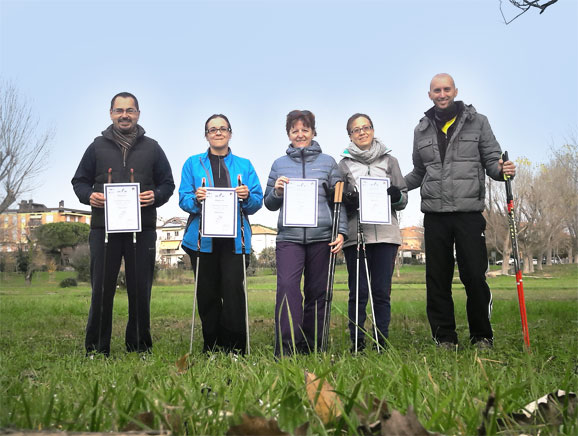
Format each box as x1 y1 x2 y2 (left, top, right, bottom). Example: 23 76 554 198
201 188 238 238
283 178 318 227
104 183 142 233
359 176 392 225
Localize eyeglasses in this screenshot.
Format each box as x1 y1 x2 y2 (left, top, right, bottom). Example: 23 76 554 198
206 127 231 135
350 126 373 136
112 108 139 115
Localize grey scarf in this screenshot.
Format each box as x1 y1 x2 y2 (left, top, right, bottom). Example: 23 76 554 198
345 138 389 165
112 126 138 162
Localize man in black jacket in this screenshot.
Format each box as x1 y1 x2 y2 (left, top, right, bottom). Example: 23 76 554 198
72 92 174 356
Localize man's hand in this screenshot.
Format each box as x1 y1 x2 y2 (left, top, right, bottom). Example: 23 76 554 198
499 159 516 177
140 190 155 207
89 192 105 208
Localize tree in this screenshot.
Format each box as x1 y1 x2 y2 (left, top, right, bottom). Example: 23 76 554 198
550 140 578 263
0 82 52 214
35 222 90 264
500 0 559 24
257 246 277 274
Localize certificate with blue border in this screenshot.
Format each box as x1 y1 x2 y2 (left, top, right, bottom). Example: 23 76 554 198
283 178 318 227
359 176 392 225
201 188 238 238
104 183 142 233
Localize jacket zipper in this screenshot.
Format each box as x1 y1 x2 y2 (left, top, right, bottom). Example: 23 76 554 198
301 149 307 245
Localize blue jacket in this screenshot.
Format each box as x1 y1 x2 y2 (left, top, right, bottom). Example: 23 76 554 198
264 141 348 244
179 149 263 254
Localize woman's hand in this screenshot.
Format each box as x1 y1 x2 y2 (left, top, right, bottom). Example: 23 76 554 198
195 186 207 202
329 234 344 254
274 176 289 196
236 184 249 200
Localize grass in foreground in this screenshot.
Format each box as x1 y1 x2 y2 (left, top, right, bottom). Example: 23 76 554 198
0 265 577 434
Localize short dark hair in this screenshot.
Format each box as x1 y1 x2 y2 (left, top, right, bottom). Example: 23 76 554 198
110 92 139 111
204 114 232 134
286 110 316 136
346 113 373 135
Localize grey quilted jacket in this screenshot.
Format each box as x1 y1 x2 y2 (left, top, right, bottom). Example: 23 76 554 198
264 141 348 244
404 103 503 213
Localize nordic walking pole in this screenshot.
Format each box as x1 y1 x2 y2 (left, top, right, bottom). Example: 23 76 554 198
189 177 205 354
502 152 530 350
354 216 361 354
97 168 112 354
321 181 344 352
130 169 141 351
357 212 380 352
238 175 250 355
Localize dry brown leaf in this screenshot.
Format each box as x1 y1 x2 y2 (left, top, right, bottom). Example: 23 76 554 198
175 353 190 374
294 421 310 436
380 406 440 436
164 412 182 433
304 370 343 425
121 411 155 431
226 414 289 435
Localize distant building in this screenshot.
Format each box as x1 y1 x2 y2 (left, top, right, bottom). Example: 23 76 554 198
399 226 425 262
251 224 277 257
0 200 91 252
156 217 188 266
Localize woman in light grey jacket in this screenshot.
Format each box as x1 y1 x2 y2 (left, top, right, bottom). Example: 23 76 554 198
265 110 347 356
338 113 407 352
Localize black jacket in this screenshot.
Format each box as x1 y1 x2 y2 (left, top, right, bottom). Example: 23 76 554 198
72 125 175 229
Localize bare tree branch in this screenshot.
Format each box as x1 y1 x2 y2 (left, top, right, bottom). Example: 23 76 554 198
500 0 559 24
0 81 53 214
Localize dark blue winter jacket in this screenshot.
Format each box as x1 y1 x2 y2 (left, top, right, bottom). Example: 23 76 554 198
264 141 348 244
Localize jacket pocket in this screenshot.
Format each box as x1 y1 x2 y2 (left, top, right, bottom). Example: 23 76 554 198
417 137 435 163
457 132 481 159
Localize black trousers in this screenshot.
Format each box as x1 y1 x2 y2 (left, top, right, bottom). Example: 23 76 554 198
85 229 156 355
344 243 398 349
185 239 247 353
424 212 493 344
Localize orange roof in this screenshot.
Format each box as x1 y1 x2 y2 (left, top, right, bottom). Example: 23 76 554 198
251 224 277 235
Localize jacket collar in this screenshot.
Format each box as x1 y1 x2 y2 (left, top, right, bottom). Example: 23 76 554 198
285 140 322 161
418 102 476 131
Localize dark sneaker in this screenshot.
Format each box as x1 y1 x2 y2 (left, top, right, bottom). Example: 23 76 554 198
437 341 458 350
473 338 493 350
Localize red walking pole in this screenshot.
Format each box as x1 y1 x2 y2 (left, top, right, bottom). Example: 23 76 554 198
503 151 531 350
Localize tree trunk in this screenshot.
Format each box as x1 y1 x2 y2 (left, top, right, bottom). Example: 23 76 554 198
501 242 511 275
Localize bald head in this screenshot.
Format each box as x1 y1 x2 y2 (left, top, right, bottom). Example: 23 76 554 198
428 74 458 110
430 73 456 90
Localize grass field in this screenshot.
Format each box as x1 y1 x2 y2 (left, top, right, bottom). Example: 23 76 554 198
0 264 577 435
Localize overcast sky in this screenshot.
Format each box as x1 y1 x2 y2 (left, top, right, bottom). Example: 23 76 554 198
1 0 576 228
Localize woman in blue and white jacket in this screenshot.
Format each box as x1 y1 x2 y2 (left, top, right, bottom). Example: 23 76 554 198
265 110 347 356
179 114 263 354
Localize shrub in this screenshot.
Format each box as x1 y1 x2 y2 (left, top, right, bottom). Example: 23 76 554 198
70 244 91 282
59 277 78 288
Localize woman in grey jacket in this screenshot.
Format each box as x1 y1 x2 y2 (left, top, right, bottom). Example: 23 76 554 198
338 113 407 352
265 110 347 356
